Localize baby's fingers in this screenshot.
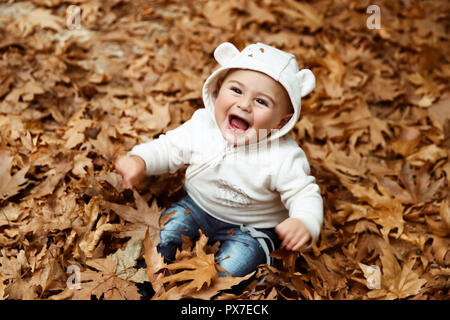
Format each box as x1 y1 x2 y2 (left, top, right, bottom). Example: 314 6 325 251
283 233 301 250
114 156 127 174
122 177 133 189
291 234 310 251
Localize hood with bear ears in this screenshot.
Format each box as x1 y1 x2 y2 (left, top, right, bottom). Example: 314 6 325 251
202 42 316 143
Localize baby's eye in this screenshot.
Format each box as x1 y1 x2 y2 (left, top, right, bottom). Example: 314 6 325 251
255 98 268 106
230 87 242 94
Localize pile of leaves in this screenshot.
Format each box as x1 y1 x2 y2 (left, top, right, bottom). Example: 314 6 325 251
0 0 449 300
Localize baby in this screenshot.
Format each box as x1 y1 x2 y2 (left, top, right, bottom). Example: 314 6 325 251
115 42 323 277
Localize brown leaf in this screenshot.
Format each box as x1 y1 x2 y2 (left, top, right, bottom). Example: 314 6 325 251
143 228 166 295
157 232 218 294
0 150 29 200
104 190 164 243
113 237 148 283
89 126 121 162
399 162 445 204
368 250 427 299
71 255 140 300
406 144 447 166
0 275 6 300
188 273 254 299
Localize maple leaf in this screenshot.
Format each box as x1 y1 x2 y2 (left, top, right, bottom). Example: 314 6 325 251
366 249 427 300
0 150 29 200
89 126 122 162
103 189 164 244
113 237 148 283
63 118 92 149
334 177 405 239
398 162 445 204
156 232 218 296
188 273 254 300
25 158 73 200
71 254 140 300
124 96 171 133
76 196 123 259
160 254 217 292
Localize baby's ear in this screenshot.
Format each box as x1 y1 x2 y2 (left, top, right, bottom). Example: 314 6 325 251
296 69 316 97
214 42 240 66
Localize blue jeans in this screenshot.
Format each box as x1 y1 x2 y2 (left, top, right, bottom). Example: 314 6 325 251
158 194 280 277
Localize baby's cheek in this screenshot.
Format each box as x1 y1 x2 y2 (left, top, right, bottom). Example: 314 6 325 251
254 112 278 130
214 96 230 118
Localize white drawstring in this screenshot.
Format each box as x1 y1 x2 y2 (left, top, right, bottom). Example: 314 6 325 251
186 146 235 180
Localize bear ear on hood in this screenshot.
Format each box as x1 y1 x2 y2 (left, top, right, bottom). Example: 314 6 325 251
214 42 240 66
296 69 316 97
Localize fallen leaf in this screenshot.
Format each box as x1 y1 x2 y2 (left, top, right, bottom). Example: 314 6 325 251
367 248 427 299
104 189 164 243
157 232 218 295
143 228 166 295
71 254 140 300
113 237 148 283
0 149 29 200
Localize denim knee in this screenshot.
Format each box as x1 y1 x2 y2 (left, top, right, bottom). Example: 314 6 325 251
157 196 201 262
215 238 267 277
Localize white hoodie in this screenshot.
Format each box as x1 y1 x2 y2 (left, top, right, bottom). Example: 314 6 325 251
129 42 323 244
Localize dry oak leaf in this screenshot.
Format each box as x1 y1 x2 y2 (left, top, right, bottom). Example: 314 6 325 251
0 150 29 200
71 254 140 300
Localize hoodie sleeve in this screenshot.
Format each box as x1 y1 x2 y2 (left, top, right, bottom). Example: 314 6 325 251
127 109 203 175
271 145 323 247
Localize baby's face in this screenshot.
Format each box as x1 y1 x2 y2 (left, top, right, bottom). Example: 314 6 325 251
214 69 292 146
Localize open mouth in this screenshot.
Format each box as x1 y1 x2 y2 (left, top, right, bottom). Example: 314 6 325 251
228 114 250 133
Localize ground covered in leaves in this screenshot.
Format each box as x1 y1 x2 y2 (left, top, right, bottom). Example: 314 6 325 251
0 0 449 300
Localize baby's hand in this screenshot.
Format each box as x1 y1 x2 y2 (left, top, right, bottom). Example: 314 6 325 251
275 217 311 251
114 155 146 189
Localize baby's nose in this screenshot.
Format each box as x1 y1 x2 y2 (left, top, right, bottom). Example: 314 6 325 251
238 97 252 112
